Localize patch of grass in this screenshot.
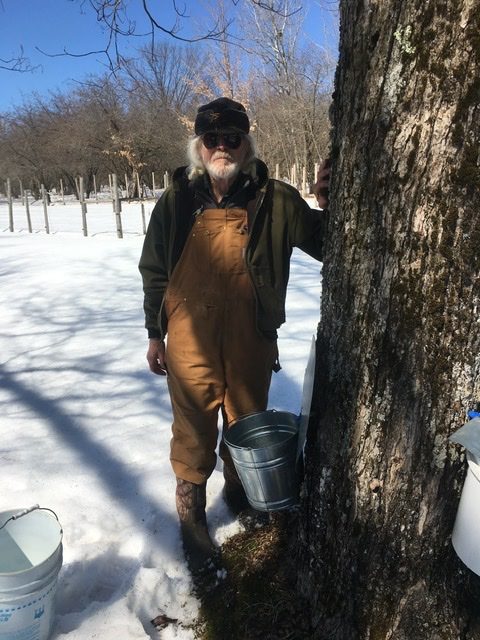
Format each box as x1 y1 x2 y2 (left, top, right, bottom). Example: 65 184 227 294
191 511 312 640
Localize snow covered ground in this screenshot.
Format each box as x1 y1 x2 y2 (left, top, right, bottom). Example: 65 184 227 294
0 197 322 639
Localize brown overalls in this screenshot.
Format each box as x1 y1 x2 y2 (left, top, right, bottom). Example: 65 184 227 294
164 207 278 484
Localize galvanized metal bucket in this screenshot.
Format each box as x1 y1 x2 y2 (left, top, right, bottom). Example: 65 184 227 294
224 410 300 511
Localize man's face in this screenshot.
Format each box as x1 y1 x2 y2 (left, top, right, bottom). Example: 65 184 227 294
200 131 248 181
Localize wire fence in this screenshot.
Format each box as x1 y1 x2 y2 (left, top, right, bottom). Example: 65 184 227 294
1 165 319 238
0 193 157 238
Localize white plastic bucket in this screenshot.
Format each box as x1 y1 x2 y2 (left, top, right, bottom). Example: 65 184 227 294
0 507 63 640
452 453 480 576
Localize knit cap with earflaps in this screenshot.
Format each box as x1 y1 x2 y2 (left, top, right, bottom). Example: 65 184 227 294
194 97 250 135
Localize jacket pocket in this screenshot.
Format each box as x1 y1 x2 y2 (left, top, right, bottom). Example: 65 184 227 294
249 267 286 329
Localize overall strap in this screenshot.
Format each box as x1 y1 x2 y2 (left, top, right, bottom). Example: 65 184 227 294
171 172 197 269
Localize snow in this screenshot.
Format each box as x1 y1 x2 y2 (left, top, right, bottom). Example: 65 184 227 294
0 196 322 639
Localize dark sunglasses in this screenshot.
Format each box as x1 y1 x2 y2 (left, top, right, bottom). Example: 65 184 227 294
201 132 243 150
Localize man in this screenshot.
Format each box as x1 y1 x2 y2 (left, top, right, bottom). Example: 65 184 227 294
139 97 330 573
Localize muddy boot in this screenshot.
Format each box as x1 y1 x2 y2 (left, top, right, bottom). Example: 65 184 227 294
175 478 218 575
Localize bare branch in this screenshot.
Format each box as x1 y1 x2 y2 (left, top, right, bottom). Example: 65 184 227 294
172 0 189 18
35 44 121 77
0 45 41 73
35 45 107 60
248 0 302 17
0 0 305 76
28 0 240 73
140 0 231 43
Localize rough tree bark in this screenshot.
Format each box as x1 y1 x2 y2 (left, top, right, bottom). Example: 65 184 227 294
298 1 480 638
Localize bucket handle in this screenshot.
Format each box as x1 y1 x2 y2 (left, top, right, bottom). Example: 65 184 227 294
0 505 61 531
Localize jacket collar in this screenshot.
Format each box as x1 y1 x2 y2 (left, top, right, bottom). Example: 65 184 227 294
172 158 269 193
171 159 268 210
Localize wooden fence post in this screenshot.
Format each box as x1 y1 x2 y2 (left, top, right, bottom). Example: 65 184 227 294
141 202 146 235
19 178 24 206
109 174 115 211
93 174 98 203
79 176 88 236
136 171 142 200
302 166 307 196
275 164 280 180
124 173 129 198
25 192 32 233
41 184 50 234
291 164 297 188
112 173 123 239
163 171 169 189
7 178 13 232
60 178 65 205
152 171 156 195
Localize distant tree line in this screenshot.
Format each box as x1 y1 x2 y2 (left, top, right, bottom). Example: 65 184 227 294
0 1 334 199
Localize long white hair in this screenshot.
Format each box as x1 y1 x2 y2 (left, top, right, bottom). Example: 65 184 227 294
186 134 257 181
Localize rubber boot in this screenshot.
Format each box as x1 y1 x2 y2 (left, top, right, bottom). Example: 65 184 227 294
219 431 250 515
175 478 218 574
222 457 250 515
222 449 269 530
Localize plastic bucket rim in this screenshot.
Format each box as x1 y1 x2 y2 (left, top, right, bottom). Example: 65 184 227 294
0 508 63 578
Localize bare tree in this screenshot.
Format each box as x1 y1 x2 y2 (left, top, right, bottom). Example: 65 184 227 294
192 0 253 103
121 42 202 111
0 100 57 197
0 82 124 197
236 0 333 181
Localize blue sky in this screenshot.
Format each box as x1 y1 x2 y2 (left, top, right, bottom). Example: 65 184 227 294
0 0 338 112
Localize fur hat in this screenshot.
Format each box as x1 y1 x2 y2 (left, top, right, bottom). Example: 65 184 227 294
194 97 250 135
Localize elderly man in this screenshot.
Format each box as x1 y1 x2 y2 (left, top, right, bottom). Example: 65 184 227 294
139 97 329 573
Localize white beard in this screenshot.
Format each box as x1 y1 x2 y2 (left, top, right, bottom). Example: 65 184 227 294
206 154 241 181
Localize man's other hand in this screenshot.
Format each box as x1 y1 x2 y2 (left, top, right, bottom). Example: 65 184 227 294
313 158 331 209
146 339 167 375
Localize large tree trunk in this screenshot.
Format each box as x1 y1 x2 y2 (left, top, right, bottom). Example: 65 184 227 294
298 1 480 637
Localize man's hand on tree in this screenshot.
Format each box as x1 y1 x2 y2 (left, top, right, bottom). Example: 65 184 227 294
313 158 331 209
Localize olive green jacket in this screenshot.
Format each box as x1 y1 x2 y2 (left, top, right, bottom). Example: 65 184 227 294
138 160 328 340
